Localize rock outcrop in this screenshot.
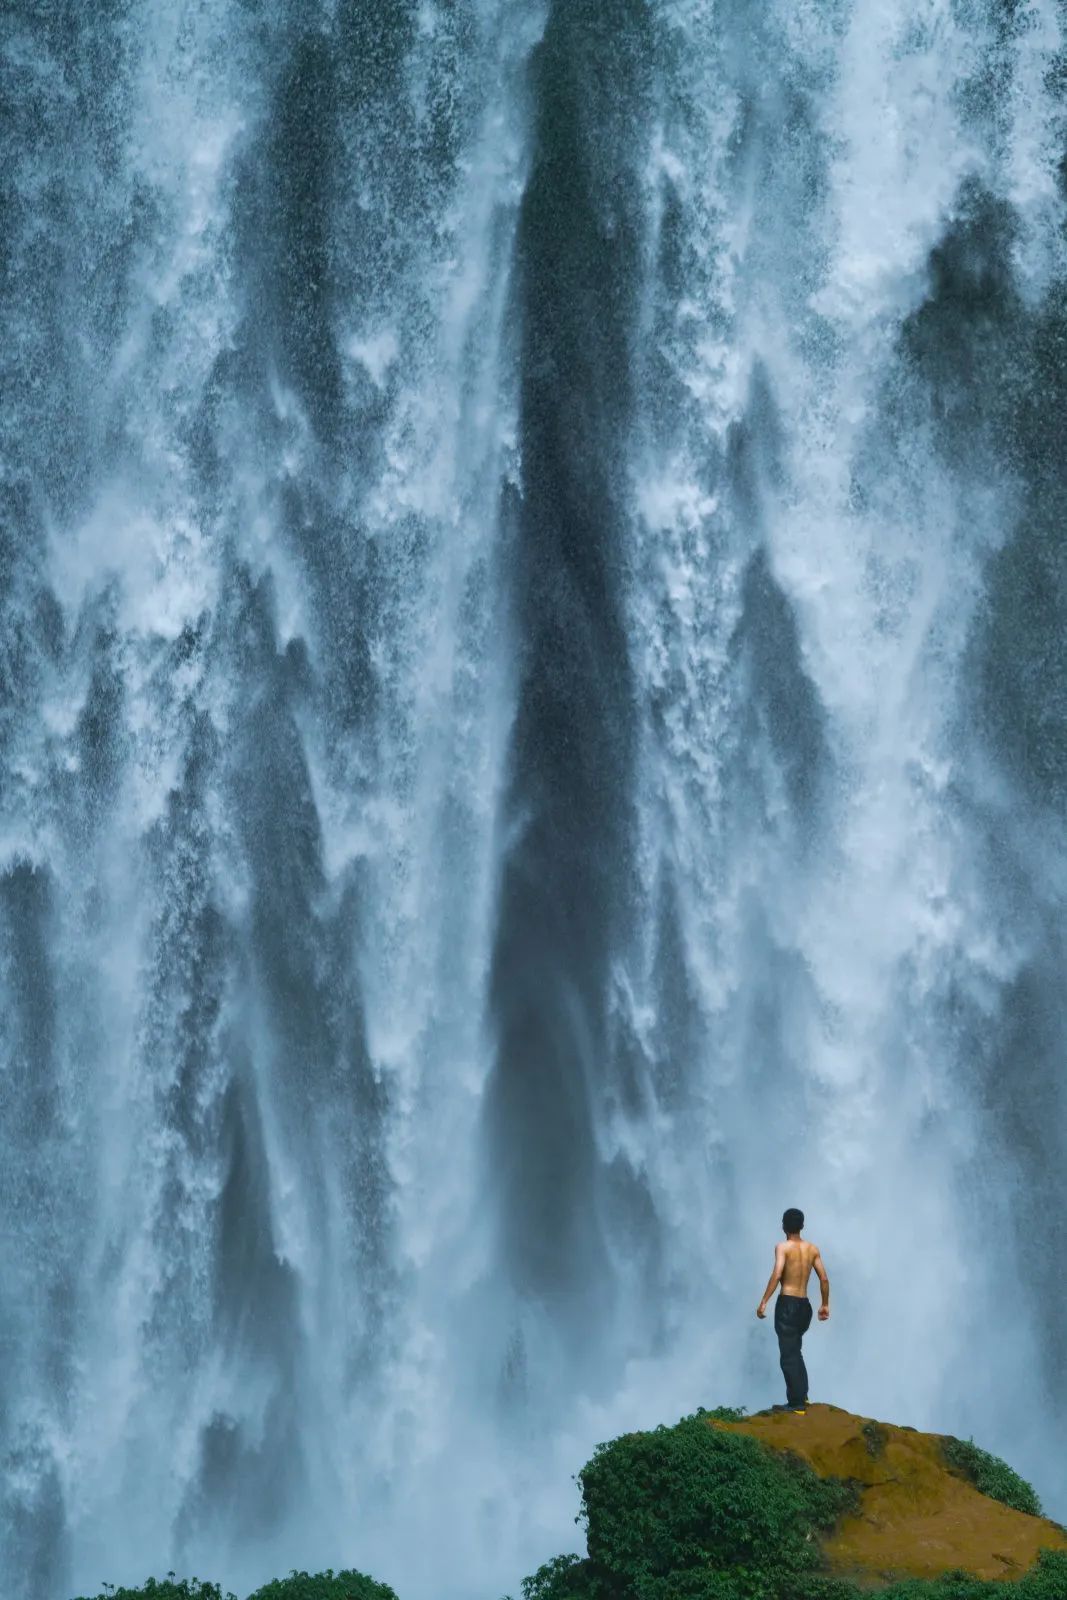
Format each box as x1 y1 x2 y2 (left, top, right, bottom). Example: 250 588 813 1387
515 1402 1067 1598
710 1404 1067 1587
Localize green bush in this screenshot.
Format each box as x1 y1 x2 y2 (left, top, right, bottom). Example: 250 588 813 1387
516 1552 598 1600
940 1437 1043 1517
71 1570 397 1600
245 1571 398 1600
1007 1549 1067 1596
516 1550 1067 1600
875 1550 1067 1598
70 1580 236 1600
575 1409 857 1598
508 1419 854 1597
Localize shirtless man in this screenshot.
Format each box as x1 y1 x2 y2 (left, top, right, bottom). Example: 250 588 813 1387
755 1208 830 1413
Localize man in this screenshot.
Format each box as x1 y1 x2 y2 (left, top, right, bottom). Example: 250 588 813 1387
755 1207 830 1413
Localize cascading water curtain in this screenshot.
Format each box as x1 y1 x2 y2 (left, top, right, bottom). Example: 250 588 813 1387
1 3 1065 1598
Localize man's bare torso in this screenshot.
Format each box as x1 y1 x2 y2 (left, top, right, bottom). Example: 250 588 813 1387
779 1238 819 1296
757 1229 829 1323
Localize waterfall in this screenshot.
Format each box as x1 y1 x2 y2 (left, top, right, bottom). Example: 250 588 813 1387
1 4 1064 1598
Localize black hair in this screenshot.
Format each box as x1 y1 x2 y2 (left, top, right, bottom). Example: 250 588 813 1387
782 1207 804 1234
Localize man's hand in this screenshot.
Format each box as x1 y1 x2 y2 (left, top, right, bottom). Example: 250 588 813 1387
756 1303 767 1319
818 1305 830 1322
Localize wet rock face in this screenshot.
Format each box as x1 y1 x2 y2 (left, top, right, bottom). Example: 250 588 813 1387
712 1404 1067 1586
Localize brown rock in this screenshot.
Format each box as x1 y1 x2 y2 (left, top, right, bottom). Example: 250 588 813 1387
708 1403 1067 1588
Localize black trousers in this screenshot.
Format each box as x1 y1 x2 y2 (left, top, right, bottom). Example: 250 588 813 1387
774 1294 813 1405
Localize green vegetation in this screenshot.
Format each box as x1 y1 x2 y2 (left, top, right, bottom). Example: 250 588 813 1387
246 1570 399 1600
509 1411 1063 1600
940 1436 1043 1518
71 1570 397 1600
511 1407 859 1600
876 1552 1067 1599
517 1554 596 1600
71 1580 236 1600
581 1410 856 1585
514 1553 1067 1600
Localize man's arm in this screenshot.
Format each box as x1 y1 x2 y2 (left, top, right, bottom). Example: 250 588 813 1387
756 1243 785 1318
813 1249 830 1320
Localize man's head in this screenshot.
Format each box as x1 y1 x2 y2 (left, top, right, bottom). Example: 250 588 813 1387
782 1207 804 1236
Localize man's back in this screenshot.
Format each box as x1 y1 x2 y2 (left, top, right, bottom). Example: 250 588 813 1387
780 1238 821 1296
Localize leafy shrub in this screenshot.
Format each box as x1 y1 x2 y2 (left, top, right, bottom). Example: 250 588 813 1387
516 1552 598 1600
72 1571 397 1600
576 1410 857 1597
875 1549 1067 1598
245 1571 398 1600
70 1580 236 1600
940 1437 1043 1517
516 1562 862 1600
1017 1550 1067 1596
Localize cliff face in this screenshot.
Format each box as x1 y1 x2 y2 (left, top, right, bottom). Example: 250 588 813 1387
711 1405 1067 1588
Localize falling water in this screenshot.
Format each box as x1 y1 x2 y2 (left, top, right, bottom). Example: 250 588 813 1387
1 3 1065 1598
